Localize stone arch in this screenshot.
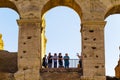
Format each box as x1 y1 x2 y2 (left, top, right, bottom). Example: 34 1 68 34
40 0 82 66
41 0 82 18
104 4 120 19
41 0 82 57
0 0 20 51
0 0 19 14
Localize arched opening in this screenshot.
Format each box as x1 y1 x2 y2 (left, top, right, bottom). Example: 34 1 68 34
0 8 19 52
105 5 120 76
41 0 82 18
41 0 82 68
0 1 19 74
0 0 19 52
46 6 81 67
0 0 19 14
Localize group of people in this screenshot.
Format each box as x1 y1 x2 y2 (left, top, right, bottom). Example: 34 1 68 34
42 52 82 69
42 52 70 68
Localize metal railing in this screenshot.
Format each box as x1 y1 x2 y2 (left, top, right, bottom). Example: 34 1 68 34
42 59 79 68
69 59 79 68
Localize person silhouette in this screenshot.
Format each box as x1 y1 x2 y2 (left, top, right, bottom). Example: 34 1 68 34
77 53 82 68
64 53 70 68
58 53 63 68
42 55 47 68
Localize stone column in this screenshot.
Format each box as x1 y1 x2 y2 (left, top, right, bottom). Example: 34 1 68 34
15 19 41 80
81 21 106 80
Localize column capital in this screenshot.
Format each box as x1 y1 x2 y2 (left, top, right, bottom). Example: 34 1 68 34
17 19 41 27
17 19 41 23
81 21 106 25
81 21 106 31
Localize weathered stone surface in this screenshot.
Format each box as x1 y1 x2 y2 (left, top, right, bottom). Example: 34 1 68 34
0 50 17 80
0 73 15 80
115 59 120 78
0 50 17 73
1 0 120 80
40 68 82 73
40 68 81 80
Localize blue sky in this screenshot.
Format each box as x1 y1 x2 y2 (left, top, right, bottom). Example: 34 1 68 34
0 6 120 76
45 6 81 59
0 8 19 51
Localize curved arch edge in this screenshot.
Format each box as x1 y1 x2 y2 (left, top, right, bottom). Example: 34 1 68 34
41 0 82 19
0 0 20 15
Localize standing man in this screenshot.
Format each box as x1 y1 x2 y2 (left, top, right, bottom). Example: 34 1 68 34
47 52 53 68
64 53 70 68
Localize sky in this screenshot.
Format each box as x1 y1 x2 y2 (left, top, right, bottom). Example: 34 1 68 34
0 6 120 76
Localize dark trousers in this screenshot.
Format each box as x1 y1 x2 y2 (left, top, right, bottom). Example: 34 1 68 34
79 60 82 68
54 62 57 68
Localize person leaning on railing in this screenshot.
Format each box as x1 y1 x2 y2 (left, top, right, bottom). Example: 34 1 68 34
53 53 58 68
58 53 63 68
77 53 82 68
64 53 70 68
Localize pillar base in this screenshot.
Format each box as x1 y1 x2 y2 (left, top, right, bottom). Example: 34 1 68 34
15 69 40 80
81 76 106 80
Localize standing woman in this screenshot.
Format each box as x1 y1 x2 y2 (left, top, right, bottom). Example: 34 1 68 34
58 53 63 68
